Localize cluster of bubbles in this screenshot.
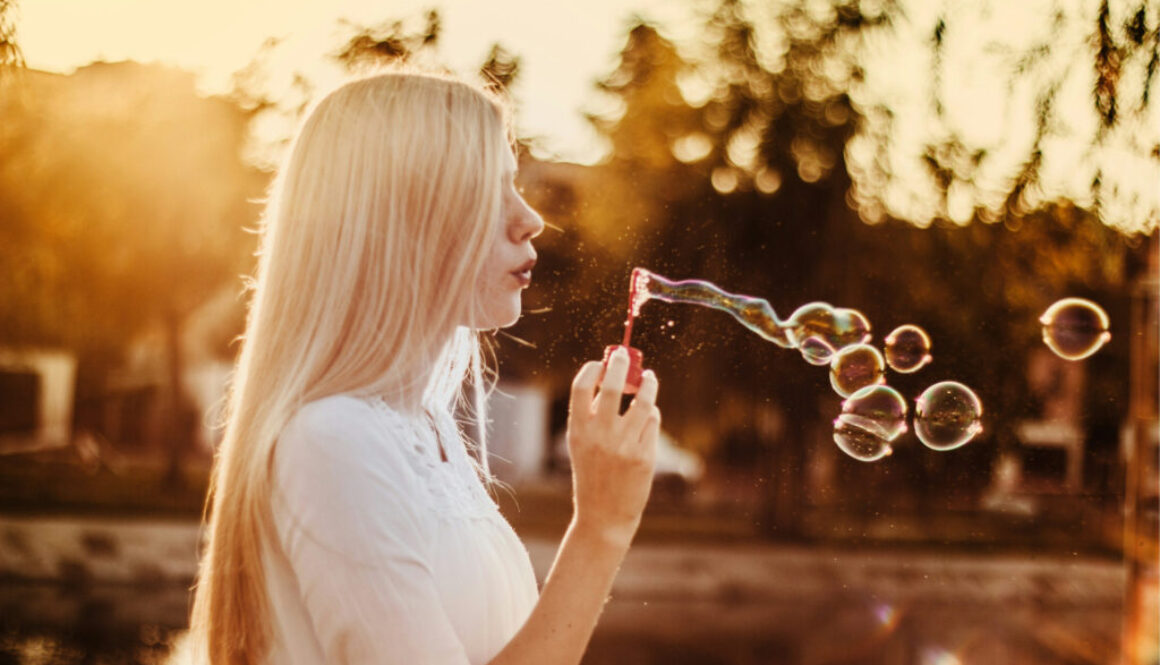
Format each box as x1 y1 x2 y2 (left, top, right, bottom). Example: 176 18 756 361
628 269 1112 464
629 268 983 463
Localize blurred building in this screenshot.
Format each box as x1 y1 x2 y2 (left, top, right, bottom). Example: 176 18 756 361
0 347 76 454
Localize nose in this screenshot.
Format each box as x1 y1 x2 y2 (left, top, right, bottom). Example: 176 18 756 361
510 195 545 243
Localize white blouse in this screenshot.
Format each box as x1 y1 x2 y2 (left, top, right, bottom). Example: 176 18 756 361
261 394 539 665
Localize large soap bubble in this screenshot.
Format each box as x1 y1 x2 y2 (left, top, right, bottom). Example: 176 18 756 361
914 381 983 451
832 385 908 462
786 303 871 365
1039 298 1111 361
829 344 886 398
883 324 932 373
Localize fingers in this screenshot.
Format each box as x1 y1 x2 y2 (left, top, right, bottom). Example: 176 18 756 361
621 372 660 450
594 347 630 415
637 406 661 460
570 361 603 411
632 369 659 406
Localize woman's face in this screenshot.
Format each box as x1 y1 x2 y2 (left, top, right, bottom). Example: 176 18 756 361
471 149 544 329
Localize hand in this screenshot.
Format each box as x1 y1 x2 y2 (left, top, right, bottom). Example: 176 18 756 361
565 347 661 549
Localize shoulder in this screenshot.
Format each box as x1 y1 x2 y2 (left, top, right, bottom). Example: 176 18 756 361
284 394 378 436
281 394 411 446
270 395 437 567
276 394 416 476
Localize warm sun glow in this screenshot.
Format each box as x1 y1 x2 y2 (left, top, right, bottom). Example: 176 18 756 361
15 0 701 165
848 0 1160 234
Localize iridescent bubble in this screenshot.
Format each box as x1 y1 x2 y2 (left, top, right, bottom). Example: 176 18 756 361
786 302 836 348
832 308 872 348
1039 298 1111 361
840 384 908 441
914 381 983 451
884 324 932 373
786 303 873 360
799 336 836 366
832 417 893 462
829 343 886 397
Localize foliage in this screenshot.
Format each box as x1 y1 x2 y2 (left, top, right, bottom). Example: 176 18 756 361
0 0 22 68
847 0 1160 235
230 9 523 170
0 64 264 364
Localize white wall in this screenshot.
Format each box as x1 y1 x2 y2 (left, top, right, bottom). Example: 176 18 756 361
485 382 549 484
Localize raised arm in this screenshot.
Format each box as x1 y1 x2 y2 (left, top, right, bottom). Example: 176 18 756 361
488 347 661 665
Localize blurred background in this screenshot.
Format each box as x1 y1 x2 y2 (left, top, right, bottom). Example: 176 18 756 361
0 0 1157 663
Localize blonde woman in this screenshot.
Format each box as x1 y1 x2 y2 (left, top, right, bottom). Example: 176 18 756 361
184 69 661 665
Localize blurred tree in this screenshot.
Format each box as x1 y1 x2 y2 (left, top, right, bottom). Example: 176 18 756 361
231 9 524 170
0 0 21 68
332 10 442 71
583 22 704 247
0 63 265 477
846 0 1160 235
479 44 521 96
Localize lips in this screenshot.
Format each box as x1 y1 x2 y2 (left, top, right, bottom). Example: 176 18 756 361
511 258 536 287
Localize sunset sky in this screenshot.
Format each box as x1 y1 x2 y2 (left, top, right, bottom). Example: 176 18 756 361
16 0 699 163
15 0 1158 233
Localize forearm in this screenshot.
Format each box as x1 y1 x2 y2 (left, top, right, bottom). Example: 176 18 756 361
487 518 630 665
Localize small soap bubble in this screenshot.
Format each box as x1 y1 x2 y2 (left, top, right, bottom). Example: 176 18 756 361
786 302 836 348
829 344 886 398
884 324 932 373
832 417 893 462
914 381 983 451
787 303 872 356
833 308 873 348
799 335 836 366
666 320 675 327
841 384 908 441
1039 298 1111 361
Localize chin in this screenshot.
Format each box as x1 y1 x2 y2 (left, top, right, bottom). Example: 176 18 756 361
474 297 522 330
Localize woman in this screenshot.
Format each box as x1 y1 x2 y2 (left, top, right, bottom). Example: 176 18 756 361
184 69 661 665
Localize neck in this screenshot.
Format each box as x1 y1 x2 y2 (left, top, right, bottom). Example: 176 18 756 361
374 329 462 416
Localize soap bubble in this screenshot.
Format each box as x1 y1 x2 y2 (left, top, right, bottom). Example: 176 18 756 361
833 385 907 462
786 303 836 346
840 385 908 442
884 324 932 373
833 308 873 348
914 381 983 451
1039 298 1111 361
832 417 893 462
799 336 836 366
786 303 872 365
829 344 886 397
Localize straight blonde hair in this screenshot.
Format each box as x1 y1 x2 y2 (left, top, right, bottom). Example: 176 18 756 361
186 69 511 665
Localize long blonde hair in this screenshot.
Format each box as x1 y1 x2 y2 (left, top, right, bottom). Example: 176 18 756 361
187 70 511 665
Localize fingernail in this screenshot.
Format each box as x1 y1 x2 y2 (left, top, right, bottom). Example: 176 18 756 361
614 346 629 359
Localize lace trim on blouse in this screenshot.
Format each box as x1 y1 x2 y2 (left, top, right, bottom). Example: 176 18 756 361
364 396 502 524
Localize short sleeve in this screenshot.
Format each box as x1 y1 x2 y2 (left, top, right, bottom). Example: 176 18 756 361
271 395 471 665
